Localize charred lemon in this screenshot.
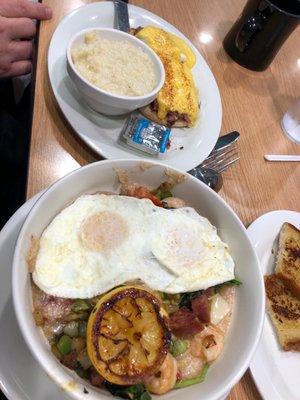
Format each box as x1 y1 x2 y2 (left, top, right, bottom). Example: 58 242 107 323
87 286 171 385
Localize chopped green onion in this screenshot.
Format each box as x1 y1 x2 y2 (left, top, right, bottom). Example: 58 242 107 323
72 299 91 313
174 364 209 388
170 339 188 357
57 335 73 356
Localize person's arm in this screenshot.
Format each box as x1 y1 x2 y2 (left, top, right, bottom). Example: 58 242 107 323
0 0 52 78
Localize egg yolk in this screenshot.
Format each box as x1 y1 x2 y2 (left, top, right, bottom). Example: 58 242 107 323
79 211 128 252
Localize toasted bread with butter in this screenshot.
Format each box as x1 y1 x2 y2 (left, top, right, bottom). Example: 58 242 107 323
265 274 300 351
275 223 300 298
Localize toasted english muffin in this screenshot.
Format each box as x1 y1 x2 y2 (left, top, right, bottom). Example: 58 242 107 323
132 26 199 128
265 275 300 351
275 223 300 298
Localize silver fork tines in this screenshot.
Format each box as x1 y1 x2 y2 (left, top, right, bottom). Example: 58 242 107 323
200 144 240 173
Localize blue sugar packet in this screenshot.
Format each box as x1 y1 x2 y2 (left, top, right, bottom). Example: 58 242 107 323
122 115 171 157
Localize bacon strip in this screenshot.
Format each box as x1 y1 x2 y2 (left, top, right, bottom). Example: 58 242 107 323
191 294 210 324
32 284 73 322
150 99 159 112
169 307 204 337
166 111 191 127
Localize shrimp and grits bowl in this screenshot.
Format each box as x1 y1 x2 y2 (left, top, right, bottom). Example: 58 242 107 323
12 160 264 400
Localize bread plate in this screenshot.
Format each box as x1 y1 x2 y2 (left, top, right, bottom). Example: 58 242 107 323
248 210 300 400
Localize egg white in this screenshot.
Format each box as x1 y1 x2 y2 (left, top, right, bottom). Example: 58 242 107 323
32 194 235 298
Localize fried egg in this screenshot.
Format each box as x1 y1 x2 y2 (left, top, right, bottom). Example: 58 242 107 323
32 195 234 298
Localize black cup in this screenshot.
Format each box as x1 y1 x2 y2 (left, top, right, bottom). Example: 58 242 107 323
223 0 300 71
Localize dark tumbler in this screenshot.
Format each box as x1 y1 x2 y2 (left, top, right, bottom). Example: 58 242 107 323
223 0 300 71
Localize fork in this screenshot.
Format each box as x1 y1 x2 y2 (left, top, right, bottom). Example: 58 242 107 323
188 133 240 191
199 141 240 173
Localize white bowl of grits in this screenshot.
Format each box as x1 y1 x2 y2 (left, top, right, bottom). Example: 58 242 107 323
12 159 264 400
66 28 165 116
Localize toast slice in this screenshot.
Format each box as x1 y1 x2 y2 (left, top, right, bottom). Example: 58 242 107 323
275 222 300 298
265 274 300 351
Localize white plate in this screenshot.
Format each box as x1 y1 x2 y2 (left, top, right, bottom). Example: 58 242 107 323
0 193 71 400
48 2 222 171
247 210 300 400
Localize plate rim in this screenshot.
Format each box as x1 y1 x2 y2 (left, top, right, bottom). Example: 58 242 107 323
0 192 46 400
47 1 222 171
248 209 300 400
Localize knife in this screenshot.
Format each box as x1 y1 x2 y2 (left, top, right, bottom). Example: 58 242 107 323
113 0 130 32
211 131 240 154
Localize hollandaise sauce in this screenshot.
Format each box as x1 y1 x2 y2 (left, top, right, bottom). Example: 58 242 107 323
136 26 199 126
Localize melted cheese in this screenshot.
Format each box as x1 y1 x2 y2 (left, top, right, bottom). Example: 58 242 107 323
136 26 199 126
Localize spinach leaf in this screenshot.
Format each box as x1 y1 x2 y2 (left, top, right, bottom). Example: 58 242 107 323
105 383 151 400
151 189 173 200
174 364 209 388
178 290 203 309
225 278 242 286
214 278 242 292
179 279 242 308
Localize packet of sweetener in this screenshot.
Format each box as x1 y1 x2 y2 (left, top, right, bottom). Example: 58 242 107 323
121 115 171 157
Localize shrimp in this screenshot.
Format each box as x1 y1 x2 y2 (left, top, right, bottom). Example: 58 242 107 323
189 325 224 363
176 350 204 379
145 353 178 395
162 197 187 209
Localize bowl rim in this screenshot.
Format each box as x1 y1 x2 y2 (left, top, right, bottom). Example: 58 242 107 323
12 158 265 400
66 27 166 101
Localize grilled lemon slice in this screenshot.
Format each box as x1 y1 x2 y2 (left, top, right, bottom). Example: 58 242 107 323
87 286 171 385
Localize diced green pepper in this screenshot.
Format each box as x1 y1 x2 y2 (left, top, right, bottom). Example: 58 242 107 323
174 365 209 388
57 335 73 356
72 299 91 313
170 339 188 357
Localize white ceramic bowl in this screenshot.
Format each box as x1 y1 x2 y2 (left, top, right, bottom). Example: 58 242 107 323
66 28 165 116
12 159 264 400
